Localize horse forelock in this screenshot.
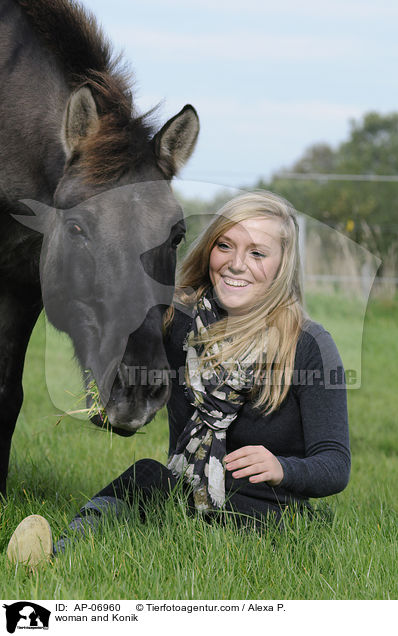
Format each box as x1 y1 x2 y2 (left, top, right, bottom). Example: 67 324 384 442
78 73 158 185
78 118 155 186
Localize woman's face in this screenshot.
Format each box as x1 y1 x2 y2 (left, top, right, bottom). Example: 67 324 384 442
209 217 283 316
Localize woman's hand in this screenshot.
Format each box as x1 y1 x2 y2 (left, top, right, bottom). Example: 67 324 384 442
224 445 284 486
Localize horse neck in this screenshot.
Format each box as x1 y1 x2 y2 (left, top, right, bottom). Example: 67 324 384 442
0 0 69 203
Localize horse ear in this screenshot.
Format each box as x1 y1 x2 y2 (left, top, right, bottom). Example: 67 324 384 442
154 105 199 178
62 86 99 159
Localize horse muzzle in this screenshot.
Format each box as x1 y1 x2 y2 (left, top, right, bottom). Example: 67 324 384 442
92 365 171 435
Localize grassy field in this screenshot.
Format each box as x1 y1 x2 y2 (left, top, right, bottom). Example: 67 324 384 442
0 293 397 600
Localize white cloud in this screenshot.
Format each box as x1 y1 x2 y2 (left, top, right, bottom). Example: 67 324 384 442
234 99 364 130
87 0 398 21
138 93 363 126
109 27 357 63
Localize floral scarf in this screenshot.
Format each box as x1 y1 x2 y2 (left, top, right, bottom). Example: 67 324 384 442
167 290 256 512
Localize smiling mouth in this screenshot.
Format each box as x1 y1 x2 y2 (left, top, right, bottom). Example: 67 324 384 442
223 276 250 287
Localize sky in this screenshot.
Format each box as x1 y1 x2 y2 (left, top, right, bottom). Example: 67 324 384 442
81 0 398 199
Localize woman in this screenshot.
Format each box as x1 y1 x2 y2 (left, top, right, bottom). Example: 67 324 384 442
7 191 350 566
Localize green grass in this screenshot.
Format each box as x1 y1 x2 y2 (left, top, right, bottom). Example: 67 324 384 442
1 294 397 599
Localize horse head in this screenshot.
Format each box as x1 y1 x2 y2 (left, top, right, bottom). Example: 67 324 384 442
15 86 199 435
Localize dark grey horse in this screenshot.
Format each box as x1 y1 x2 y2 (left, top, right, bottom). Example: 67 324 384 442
0 0 199 495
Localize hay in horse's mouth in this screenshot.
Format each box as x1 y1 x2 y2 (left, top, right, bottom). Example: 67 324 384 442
54 377 109 430
85 377 109 428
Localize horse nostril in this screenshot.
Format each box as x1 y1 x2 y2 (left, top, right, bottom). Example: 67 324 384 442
147 370 170 402
149 383 169 403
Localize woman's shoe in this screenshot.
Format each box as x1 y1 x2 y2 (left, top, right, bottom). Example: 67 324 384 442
7 515 53 567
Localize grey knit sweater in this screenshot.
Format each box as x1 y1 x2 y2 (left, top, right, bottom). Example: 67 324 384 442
165 309 350 516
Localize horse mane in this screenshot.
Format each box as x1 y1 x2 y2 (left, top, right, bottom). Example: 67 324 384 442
16 0 156 184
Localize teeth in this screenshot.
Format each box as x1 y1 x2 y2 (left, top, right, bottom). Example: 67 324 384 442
224 277 249 287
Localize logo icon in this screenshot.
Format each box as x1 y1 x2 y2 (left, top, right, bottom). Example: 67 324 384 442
3 602 51 633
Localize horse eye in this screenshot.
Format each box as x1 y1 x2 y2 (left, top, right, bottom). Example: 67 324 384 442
67 222 85 237
171 233 185 249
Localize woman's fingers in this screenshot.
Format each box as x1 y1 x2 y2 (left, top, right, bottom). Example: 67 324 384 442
248 472 270 483
224 446 258 463
224 445 284 486
225 446 268 471
228 462 268 479
225 456 260 471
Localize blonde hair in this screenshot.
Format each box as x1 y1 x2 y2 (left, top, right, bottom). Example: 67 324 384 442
170 190 305 413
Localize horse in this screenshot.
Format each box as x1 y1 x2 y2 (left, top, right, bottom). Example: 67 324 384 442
0 0 200 496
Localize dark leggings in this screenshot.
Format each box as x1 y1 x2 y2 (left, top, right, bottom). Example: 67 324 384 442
94 458 178 505
93 459 285 524
54 459 285 553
